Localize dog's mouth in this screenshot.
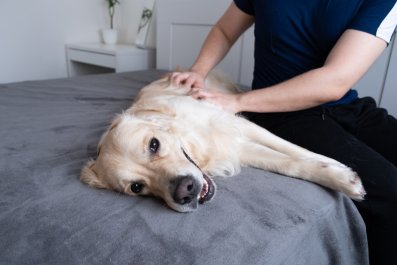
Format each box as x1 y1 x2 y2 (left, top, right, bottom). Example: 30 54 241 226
199 173 216 204
181 147 216 204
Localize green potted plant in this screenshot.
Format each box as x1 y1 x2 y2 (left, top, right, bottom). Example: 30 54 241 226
102 0 120 45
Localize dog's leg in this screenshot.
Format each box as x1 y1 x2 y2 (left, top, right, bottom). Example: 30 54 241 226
239 142 366 200
238 118 342 165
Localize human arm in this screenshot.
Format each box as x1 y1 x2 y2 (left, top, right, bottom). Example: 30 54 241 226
192 29 388 113
170 3 254 88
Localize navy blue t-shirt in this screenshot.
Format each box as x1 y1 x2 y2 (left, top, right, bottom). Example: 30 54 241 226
234 0 397 105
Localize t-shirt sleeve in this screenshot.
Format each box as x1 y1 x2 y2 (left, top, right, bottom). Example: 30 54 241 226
349 0 397 43
234 0 255 15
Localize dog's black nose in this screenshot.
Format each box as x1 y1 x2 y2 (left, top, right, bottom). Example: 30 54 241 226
171 176 200 205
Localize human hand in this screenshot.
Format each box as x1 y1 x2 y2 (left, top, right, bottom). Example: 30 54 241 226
170 71 205 89
190 88 242 114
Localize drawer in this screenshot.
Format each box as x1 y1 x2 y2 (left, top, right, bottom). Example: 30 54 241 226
68 49 115 68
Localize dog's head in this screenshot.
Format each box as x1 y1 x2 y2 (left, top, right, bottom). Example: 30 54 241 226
80 113 216 212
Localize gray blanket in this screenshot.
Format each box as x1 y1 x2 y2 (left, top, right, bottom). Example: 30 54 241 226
0 70 368 265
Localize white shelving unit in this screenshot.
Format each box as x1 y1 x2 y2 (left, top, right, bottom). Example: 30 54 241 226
66 43 155 77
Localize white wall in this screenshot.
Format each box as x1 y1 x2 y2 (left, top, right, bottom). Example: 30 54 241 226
0 0 153 84
119 0 156 47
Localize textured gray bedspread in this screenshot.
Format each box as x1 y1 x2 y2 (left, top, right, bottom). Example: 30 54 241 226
0 70 368 265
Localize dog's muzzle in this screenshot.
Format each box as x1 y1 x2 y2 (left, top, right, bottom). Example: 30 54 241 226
170 148 216 207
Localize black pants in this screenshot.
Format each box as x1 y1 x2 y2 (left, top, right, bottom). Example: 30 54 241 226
246 97 397 265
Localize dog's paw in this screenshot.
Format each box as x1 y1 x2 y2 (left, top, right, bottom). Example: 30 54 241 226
334 167 366 201
314 161 366 200
343 173 366 200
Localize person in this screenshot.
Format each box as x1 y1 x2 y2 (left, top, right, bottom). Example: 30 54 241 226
170 1 397 264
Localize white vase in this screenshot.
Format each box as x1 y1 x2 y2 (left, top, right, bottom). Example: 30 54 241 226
102 29 118 45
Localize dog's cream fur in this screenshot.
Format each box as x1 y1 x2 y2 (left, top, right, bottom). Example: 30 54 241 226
81 72 366 212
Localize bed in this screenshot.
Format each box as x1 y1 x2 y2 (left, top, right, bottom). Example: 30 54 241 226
0 1 369 264
0 70 368 265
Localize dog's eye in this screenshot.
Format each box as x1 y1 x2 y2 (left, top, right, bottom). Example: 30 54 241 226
130 182 144 193
149 137 160 153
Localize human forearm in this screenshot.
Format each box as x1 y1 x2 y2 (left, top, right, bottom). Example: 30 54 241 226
171 25 234 88
171 3 253 88
237 66 347 113
236 29 387 113
191 3 254 78
190 25 234 78
191 65 351 113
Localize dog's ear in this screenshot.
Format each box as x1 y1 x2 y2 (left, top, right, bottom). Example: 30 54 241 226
80 160 108 189
97 115 122 156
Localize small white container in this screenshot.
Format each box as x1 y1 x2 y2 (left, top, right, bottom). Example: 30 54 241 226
102 29 118 45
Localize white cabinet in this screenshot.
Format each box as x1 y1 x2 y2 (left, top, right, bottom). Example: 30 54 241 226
66 43 155 77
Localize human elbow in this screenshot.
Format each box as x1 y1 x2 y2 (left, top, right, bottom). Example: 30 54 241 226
324 69 357 102
327 88 350 102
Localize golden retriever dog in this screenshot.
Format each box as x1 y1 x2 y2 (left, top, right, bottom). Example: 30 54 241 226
80 72 366 212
